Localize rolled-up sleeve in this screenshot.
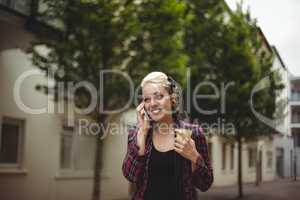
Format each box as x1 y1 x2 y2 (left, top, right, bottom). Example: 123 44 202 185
192 127 214 191
122 127 146 183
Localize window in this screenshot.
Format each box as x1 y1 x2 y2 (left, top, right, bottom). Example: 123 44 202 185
230 144 234 170
208 142 212 162
294 134 300 147
267 151 273 168
291 110 300 124
0 117 25 167
60 125 96 170
222 143 227 170
292 132 300 147
248 148 256 168
60 126 74 169
291 89 296 101
0 0 31 15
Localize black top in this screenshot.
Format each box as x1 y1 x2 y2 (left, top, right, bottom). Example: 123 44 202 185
144 143 178 200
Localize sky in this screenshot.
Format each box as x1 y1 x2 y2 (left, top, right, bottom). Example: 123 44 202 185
225 0 300 76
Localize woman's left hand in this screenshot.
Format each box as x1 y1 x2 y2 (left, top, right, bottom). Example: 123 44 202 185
174 134 200 164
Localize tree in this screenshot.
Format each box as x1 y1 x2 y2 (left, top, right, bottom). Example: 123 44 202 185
183 0 284 198
28 0 284 199
28 0 187 200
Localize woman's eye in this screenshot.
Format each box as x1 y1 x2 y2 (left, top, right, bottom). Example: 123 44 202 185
155 94 163 100
143 97 150 102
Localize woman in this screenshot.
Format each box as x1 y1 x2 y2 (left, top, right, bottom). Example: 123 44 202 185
122 72 213 200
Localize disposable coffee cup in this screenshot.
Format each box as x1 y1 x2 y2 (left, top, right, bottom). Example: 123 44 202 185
174 128 192 140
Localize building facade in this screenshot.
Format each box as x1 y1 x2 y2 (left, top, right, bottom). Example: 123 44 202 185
289 75 300 178
0 1 129 200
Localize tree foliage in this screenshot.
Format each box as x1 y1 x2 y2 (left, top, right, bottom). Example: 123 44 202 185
28 0 284 199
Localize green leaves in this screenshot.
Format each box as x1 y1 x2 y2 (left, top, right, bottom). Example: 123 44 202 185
29 0 283 139
185 1 284 139
30 0 189 115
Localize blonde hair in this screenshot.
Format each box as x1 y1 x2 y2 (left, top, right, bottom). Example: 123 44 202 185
140 71 170 90
140 71 185 121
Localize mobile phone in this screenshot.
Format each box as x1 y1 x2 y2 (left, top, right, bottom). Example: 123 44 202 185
143 106 152 121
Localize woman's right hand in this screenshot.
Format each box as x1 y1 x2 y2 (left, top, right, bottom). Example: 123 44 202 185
136 102 150 135
136 102 150 156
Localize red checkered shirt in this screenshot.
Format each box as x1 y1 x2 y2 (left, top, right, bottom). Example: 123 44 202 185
122 121 213 200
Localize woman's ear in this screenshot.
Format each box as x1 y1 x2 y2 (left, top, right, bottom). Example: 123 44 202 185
171 93 177 105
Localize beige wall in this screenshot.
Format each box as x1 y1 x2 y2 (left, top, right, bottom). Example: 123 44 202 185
209 136 275 187
0 16 134 198
100 110 137 199
0 47 139 200
0 48 94 200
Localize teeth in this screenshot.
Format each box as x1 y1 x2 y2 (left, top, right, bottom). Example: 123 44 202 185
152 108 161 114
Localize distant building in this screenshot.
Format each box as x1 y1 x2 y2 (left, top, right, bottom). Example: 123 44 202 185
289 74 300 177
271 46 294 179
208 30 300 186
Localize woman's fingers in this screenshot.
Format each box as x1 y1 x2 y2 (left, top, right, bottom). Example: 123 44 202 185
175 135 188 145
174 136 193 152
136 102 151 132
136 102 144 112
174 136 189 154
174 146 183 153
140 107 145 115
174 138 197 160
136 103 145 119
174 141 184 149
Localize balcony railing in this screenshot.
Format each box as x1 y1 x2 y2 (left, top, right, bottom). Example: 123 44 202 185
0 0 31 16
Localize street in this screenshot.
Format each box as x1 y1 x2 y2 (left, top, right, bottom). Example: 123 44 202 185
198 179 300 200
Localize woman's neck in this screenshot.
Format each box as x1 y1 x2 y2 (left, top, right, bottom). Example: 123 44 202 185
154 116 175 136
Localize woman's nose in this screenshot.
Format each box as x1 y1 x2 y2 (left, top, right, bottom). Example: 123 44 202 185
150 97 158 106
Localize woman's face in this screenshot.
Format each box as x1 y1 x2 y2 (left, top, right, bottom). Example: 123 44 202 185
142 83 173 123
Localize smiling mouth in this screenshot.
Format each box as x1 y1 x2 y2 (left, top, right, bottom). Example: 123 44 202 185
150 108 162 115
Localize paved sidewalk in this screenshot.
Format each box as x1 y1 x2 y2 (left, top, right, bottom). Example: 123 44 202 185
198 179 300 200
116 179 300 200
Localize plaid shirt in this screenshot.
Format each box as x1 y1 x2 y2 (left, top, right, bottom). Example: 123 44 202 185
122 121 213 200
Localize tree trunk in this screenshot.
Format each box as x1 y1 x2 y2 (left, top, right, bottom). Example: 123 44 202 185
294 152 297 181
237 134 243 198
294 134 298 181
93 46 109 200
93 132 102 200
255 147 259 186
92 113 105 200
256 147 262 186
